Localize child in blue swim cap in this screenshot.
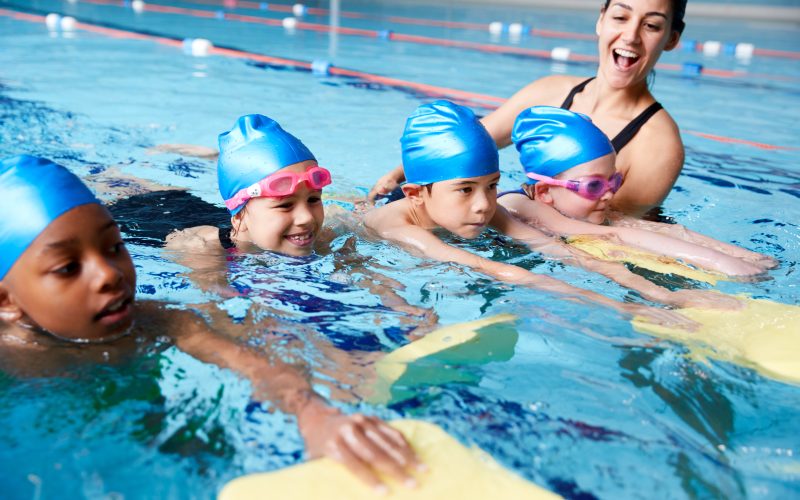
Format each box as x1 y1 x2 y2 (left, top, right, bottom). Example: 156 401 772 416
0 155 421 491
167 114 332 256
498 106 776 277
365 101 714 320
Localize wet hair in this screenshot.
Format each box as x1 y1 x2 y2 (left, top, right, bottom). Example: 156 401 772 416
602 0 687 34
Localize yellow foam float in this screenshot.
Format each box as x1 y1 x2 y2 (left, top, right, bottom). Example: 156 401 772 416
219 419 559 500
367 314 518 404
567 234 726 285
633 297 800 385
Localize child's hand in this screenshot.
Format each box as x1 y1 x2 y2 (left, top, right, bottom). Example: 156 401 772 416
367 169 404 204
751 254 779 271
623 303 699 331
296 401 423 493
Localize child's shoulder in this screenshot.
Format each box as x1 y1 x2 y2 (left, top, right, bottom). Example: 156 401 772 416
364 199 414 233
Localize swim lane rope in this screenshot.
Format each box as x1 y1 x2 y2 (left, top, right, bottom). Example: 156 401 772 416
0 5 796 152
62 0 800 84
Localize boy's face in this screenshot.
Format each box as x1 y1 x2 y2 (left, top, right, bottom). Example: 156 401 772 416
235 160 325 256
422 172 500 239
0 204 137 342
538 153 617 224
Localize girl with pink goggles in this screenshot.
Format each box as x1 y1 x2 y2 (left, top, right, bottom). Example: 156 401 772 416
225 166 332 212
525 171 623 201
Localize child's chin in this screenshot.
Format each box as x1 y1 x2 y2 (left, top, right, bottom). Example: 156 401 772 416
584 212 608 225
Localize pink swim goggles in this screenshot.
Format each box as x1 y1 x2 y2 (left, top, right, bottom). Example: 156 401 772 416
225 166 332 211
526 172 623 200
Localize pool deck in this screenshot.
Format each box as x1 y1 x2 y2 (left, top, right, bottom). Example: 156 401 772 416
420 1 800 24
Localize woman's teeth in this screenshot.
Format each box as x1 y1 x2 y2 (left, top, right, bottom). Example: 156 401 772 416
613 48 640 69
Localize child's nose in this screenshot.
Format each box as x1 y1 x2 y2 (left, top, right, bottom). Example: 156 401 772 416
473 192 492 213
92 256 124 292
293 203 315 226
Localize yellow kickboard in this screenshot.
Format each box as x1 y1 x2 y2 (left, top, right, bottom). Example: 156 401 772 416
367 314 518 404
568 235 725 285
219 419 559 500
633 298 800 385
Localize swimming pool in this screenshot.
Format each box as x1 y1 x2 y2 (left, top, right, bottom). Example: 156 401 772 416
1 0 799 498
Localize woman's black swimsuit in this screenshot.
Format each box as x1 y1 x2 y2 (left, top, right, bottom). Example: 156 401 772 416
560 77 663 153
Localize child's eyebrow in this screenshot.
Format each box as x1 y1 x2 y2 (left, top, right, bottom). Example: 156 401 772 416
42 221 118 253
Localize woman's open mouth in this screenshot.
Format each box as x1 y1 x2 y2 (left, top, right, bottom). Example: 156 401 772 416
613 48 640 70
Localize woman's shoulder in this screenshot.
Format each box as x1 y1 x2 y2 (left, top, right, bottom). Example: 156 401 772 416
513 75 590 105
633 104 683 152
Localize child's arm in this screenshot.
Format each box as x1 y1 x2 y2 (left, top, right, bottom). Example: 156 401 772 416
508 201 765 277
374 220 696 329
147 144 220 160
494 207 743 310
153 304 421 490
609 213 778 270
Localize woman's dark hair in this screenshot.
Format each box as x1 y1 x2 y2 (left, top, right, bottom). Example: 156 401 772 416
603 0 687 34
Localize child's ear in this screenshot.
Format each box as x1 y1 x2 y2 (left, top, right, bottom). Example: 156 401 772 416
534 183 555 205
0 283 23 323
401 184 425 206
231 211 248 235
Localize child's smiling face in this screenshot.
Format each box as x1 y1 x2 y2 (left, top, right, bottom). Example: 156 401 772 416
234 160 325 256
1 203 137 342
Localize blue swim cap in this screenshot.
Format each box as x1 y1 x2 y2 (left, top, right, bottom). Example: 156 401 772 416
217 114 316 215
401 100 499 185
0 155 100 279
512 106 614 184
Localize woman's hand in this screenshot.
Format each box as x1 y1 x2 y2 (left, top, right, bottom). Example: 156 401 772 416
367 166 405 204
296 399 423 493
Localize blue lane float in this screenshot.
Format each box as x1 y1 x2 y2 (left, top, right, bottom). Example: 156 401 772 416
682 62 703 77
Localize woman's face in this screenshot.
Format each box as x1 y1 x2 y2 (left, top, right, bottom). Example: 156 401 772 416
596 0 680 89
235 160 325 256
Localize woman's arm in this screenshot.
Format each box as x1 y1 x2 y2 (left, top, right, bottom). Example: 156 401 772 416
367 165 406 203
480 75 572 149
158 305 421 491
610 113 683 215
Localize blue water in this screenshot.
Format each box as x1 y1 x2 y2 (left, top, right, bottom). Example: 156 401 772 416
1 0 799 498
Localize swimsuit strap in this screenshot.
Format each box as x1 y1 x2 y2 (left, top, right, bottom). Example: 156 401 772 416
610 102 663 152
560 77 663 152
497 188 531 200
559 77 595 110
219 226 236 249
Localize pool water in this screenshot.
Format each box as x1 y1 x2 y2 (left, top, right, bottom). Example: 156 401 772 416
1 1 799 498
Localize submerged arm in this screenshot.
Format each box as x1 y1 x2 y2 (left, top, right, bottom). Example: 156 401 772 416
154 304 421 490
